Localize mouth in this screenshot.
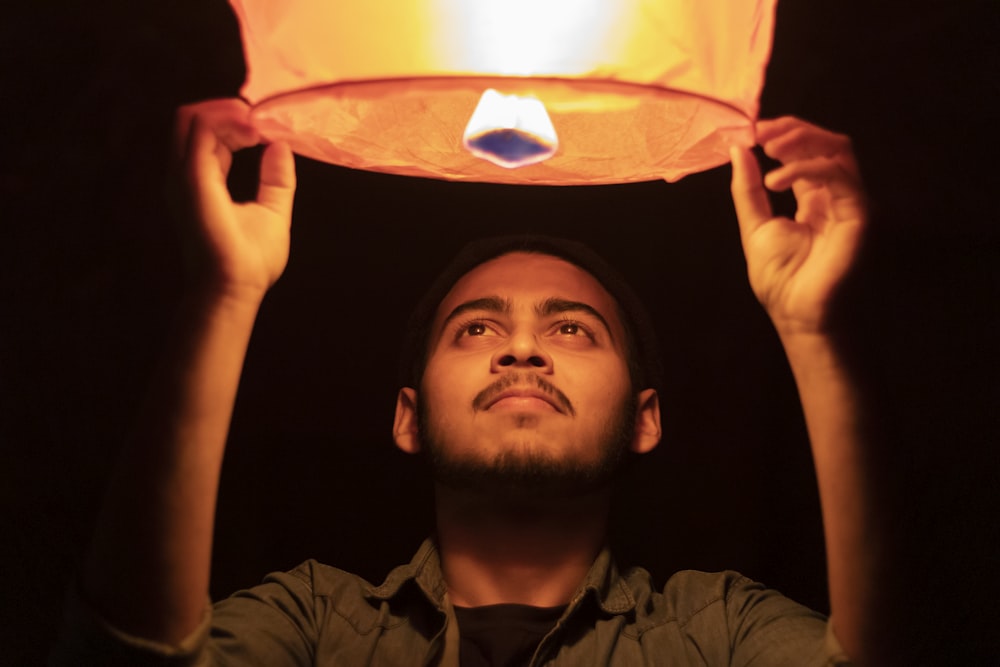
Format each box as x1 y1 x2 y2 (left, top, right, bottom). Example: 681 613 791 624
484 388 563 414
474 374 575 416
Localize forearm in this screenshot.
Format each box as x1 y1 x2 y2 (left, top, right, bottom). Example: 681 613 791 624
779 331 878 662
82 288 264 646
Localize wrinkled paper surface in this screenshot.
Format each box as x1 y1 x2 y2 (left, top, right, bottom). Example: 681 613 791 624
229 0 776 184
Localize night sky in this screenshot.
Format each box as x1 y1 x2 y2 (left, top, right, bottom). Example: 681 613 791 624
3 2 997 664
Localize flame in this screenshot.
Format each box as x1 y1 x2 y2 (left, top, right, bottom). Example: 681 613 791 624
462 89 558 168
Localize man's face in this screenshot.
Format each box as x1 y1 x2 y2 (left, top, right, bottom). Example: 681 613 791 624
407 252 643 497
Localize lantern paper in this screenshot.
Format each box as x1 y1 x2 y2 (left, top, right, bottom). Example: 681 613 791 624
229 0 777 185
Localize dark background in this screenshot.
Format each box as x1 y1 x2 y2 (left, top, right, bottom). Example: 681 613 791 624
3 1 998 664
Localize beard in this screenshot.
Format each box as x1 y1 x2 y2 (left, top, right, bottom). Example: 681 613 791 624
417 389 638 500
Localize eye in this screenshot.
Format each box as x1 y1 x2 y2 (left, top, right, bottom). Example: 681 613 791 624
558 322 581 335
465 322 488 336
453 319 498 341
553 320 592 339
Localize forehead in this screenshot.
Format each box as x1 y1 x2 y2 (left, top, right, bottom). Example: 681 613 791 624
432 252 626 339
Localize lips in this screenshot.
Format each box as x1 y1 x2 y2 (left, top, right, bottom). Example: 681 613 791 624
485 388 563 413
472 373 575 416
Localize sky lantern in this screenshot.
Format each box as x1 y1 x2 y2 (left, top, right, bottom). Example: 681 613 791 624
228 0 777 185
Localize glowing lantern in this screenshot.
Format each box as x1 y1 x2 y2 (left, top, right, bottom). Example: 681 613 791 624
228 0 777 185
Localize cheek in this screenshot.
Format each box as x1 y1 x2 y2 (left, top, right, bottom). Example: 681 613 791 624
559 354 631 396
425 345 493 381
421 356 479 409
422 355 457 390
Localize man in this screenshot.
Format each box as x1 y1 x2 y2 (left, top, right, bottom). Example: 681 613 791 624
53 99 873 665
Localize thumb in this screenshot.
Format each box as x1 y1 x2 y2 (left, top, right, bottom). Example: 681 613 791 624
729 145 773 241
256 141 296 222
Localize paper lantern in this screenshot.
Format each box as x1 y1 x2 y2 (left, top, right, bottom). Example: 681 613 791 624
229 0 777 185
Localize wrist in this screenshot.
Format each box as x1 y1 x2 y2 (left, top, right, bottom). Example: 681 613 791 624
185 268 272 309
182 248 284 313
776 328 848 376
769 308 844 345
180 280 268 328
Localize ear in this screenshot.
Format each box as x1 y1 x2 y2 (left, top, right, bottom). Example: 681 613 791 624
393 387 421 454
629 388 661 455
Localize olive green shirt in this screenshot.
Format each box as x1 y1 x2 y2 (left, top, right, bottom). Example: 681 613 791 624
52 538 850 666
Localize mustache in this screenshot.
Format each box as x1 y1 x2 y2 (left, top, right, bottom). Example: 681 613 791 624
472 372 575 416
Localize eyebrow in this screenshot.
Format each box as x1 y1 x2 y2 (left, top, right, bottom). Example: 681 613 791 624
439 295 615 341
440 296 511 334
537 297 615 341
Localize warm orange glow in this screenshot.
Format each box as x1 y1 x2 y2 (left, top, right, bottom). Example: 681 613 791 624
462 89 558 169
229 0 777 184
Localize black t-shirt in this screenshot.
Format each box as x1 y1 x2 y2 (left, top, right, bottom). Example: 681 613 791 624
454 603 567 667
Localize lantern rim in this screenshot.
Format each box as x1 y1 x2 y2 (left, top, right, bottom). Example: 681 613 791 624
248 76 756 185
248 75 752 122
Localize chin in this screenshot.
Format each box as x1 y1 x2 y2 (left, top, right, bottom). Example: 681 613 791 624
425 441 624 500
417 393 638 500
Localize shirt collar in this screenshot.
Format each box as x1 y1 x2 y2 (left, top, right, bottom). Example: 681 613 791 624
363 537 638 616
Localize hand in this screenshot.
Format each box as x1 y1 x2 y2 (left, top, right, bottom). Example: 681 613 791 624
730 117 867 336
173 99 296 304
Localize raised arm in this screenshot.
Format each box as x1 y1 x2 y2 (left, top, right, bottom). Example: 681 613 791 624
730 117 875 662
80 99 296 646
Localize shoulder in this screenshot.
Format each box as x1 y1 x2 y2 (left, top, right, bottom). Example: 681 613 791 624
211 559 378 609
609 568 833 664
662 569 821 619
204 557 444 663
625 567 826 637
623 568 763 616
277 559 380 598
214 559 423 639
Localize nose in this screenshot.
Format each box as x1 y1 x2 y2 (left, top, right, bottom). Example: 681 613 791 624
491 330 553 372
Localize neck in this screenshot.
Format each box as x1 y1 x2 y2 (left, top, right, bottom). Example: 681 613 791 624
434 484 610 608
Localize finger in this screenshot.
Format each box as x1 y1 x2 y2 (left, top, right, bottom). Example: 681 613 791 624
756 116 852 162
757 116 850 160
763 126 852 165
185 115 232 206
730 145 774 236
173 99 259 164
755 115 815 144
763 155 863 200
256 141 297 221
173 106 199 164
